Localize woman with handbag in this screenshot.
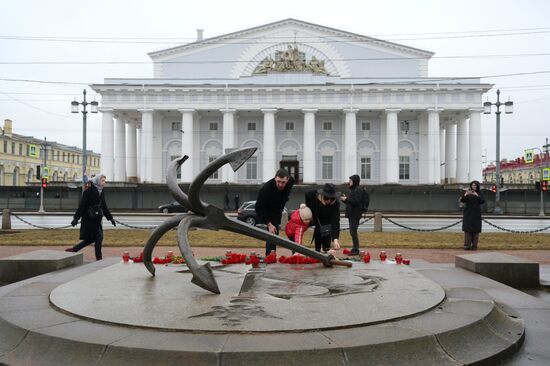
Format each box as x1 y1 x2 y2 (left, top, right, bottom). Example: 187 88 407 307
66 174 116 260
305 183 341 253
460 180 485 250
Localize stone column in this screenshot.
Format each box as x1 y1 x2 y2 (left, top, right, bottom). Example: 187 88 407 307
100 108 114 180
344 108 358 181
468 108 483 182
384 109 400 183
302 109 317 184
262 109 277 181
113 116 127 182
444 121 457 182
179 109 195 183
456 115 469 183
221 109 236 183
126 120 138 183
427 108 442 184
440 124 446 182
136 125 141 181
139 109 154 183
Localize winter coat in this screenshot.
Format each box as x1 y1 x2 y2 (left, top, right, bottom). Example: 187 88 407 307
285 209 309 245
460 192 485 233
73 185 113 242
344 184 363 221
255 176 295 227
305 190 340 240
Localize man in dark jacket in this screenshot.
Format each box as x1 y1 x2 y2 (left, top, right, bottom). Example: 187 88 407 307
255 169 295 255
341 174 363 255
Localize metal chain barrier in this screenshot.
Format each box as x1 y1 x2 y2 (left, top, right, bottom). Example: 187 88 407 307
482 218 550 234
340 215 374 232
11 213 73 230
113 219 157 230
381 215 463 232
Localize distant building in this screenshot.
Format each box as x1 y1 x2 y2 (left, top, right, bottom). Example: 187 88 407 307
91 18 491 185
0 119 101 186
483 153 550 184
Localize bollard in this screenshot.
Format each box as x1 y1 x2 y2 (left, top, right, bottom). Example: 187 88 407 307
2 209 12 230
373 212 382 232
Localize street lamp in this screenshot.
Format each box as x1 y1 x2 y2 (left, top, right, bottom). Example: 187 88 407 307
71 89 98 191
484 89 513 214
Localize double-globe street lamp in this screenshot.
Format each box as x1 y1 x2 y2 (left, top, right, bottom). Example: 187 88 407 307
71 89 98 191
484 89 513 214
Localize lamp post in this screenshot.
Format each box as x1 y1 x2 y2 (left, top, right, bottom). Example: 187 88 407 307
71 89 98 191
484 89 513 214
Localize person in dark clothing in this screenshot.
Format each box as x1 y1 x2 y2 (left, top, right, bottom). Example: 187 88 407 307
66 174 115 260
234 194 240 211
305 183 341 253
255 169 295 255
340 174 363 255
460 180 485 250
224 191 230 210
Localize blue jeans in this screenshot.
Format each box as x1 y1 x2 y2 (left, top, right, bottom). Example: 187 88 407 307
73 228 104 260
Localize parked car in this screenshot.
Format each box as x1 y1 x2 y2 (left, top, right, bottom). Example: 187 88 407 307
237 200 288 226
158 201 188 214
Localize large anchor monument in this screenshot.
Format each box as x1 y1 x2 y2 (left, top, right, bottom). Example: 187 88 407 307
142 147 351 294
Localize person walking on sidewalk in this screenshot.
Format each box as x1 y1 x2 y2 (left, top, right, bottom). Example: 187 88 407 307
255 169 295 255
340 174 364 255
460 180 485 250
66 174 116 260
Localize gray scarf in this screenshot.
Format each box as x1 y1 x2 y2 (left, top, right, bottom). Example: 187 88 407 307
92 174 105 194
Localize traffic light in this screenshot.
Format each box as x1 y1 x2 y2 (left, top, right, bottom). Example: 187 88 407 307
41 178 47 189
491 184 497 193
543 181 548 192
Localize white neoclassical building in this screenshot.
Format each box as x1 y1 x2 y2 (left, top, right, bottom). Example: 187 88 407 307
91 19 491 185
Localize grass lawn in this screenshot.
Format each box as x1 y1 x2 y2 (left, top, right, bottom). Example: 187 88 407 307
1 229 549 250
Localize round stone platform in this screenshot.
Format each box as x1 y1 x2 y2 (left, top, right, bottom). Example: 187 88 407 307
0 258 525 365
50 261 445 332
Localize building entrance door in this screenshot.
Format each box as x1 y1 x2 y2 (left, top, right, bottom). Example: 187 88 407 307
280 160 300 184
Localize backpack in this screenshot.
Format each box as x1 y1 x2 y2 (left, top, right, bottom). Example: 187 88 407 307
360 187 370 213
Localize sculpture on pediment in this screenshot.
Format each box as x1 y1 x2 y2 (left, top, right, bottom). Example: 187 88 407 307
253 45 328 75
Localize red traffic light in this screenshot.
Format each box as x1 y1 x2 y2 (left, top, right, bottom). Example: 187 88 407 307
543 181 548 192
491 184 497 193
41 178 47 189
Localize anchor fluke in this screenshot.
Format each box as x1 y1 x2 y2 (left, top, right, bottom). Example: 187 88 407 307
228 147 257 171
191 263 220 294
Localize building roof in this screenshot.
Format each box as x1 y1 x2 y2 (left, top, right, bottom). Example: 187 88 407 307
484 154 550 172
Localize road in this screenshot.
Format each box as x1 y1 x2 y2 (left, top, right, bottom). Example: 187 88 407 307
3 213 550 233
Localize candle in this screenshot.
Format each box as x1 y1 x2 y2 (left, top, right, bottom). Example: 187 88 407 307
122 251 130 262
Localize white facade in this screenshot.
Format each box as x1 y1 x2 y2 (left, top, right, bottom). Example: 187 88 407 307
91 19 492 185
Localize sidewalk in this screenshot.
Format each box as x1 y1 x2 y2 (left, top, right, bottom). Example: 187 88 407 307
2 245 550 264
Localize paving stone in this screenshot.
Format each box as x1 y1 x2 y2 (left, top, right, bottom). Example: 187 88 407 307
36 320 137 345
0 316 28 356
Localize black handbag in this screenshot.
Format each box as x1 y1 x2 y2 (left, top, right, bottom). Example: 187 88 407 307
87 204 103 220
317 217 332 238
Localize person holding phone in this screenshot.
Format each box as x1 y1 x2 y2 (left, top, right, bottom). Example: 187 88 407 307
460 180 485 250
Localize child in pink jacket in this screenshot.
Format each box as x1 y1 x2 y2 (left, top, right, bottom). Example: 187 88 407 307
285 203 313 246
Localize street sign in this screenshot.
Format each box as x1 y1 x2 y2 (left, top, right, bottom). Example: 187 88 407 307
29 144 38 158
43 166 49 179
524 149 534 163
543 167 550 181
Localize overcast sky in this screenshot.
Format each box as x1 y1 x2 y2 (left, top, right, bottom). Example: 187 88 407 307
1 0 549 166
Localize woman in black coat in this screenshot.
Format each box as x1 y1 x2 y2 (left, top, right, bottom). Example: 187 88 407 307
305 183 341 253
66 174 115 260
460 180 485 250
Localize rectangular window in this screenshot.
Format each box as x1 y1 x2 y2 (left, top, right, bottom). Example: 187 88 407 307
360 157 371 180
247 122 256 131
209 122 218 131
63 152 66 162
322 156 333 179
246 156 257 179
3 140 6 153
285 122 294 131
57 151 60 161
399 156 410 180
170 155 181 179
208 156 219 179
77 155 80 165
11 142 15 154
171 122 181 131
26 145 30 156
361 122 371 131
19 143 23 155
323 122 332 131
